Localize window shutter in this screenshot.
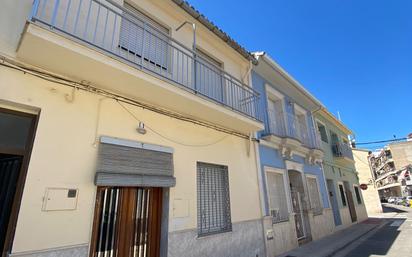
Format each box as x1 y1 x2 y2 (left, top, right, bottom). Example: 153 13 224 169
95 137 175 187
307 177 322 215
120 3 169 68
266 171 289 223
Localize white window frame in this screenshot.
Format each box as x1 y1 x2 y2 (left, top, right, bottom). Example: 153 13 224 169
337 181 347 207
353 184 363 205
315 119 329 143
265 84 286 120
294 103 309 142
264 166 291 223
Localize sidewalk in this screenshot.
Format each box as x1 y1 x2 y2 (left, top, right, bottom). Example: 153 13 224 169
277 218 387 257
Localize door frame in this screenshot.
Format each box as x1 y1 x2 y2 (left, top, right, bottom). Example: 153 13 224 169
0 107 39 257
89 186 163 257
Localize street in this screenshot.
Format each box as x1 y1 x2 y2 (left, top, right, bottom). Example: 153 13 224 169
334 204 412 257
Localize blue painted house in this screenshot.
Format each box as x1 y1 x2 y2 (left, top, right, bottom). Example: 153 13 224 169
252 52 335 256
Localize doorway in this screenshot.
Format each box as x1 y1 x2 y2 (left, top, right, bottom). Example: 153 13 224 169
326 179 342 226
0 108 38 257
90 187 163 257
288 170 311 244
343 182 357 223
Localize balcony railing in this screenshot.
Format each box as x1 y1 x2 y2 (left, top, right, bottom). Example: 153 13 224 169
265 109 286 137
29 0 261 121
332 142 354 160
265 111 321 149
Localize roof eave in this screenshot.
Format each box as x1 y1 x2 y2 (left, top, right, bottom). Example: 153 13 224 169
171 0 257 65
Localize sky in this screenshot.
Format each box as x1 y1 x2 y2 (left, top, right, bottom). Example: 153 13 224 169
187 0 412 150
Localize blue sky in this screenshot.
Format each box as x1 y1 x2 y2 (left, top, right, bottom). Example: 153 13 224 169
187 0 412 149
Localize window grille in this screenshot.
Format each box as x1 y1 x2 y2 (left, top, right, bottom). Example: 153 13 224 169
354 186 362 204
306 176 323 215
266 171 289 223
339 184 347 206
197 162 232 236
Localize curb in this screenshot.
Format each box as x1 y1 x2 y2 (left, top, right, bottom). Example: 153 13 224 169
325 220 388 257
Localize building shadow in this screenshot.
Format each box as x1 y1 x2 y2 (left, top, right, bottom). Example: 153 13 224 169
382 203 408 213
344 217 406 257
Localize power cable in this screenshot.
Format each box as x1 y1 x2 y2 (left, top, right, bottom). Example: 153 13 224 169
355 137 407 145
0 57 252 141
117 101 229 147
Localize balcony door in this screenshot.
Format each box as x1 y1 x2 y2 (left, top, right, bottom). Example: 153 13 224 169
90 187 163 257
267 98 284 136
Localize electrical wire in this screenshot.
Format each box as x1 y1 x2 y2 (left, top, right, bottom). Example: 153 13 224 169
355 137 407 145
118 101 229 147
0 56 252 141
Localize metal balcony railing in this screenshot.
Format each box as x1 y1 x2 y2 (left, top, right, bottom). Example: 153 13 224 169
264 110 321 149
29 0 261 121
286 113 321 150
265 109 286 137
332 142 354 160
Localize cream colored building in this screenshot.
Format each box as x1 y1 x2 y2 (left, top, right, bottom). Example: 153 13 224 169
352 148 382 215
0 1 266 257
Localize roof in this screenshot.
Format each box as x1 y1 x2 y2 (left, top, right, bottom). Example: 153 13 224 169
317 108 353 135
252 52 354 136
171 0 257 64
253 52 325 109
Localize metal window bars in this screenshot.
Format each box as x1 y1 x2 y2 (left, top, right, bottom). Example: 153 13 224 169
196 162 232 236
29 0 261 121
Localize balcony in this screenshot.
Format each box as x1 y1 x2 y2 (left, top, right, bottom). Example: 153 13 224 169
262 110 323 160
17 0 263 134
332 142 354 164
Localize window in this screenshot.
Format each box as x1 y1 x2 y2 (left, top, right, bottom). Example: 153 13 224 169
195 48 224 101
266 169 289 223
354 186 362 204
197 162 232 236
317 122 328 143
338 184 347 206
306 176 323 215
267 98 285 136
120 2 169 69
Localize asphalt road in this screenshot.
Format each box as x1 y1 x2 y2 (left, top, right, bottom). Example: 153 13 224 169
334 204 412 257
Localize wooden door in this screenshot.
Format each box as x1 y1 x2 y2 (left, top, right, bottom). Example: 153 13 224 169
90 187 162 257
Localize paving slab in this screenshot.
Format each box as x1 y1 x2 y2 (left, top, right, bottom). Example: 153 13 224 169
277 218 386 257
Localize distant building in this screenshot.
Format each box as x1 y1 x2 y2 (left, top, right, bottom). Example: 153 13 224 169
369 140 412 198
352 149 382 215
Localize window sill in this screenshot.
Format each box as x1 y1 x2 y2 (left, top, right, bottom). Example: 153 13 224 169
272 219 290 225
196 229 233 240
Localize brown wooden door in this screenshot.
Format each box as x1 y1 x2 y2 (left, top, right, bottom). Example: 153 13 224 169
90 187 162 257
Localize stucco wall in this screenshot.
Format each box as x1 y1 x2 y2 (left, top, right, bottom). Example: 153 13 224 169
308 208 334 241
0 66 262 254
263 215 298 257
353 149 382 215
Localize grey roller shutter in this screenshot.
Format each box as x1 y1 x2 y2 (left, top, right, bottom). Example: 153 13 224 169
95 137 175 187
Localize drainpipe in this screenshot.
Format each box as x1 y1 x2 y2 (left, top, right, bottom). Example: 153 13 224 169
242 60 253 86
253 138 268 257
